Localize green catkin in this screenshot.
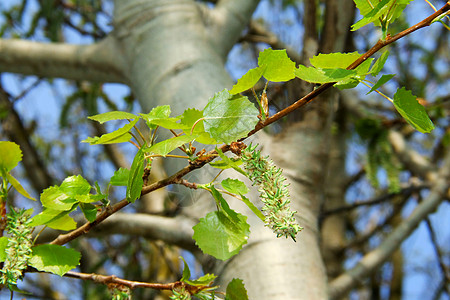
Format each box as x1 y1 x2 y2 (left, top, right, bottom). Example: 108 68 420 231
240 145 303 241
0 208 33 289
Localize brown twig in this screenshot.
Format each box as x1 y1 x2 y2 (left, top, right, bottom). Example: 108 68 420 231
64 270 209 294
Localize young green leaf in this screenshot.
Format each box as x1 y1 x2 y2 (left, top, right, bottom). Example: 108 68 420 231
225 278 249 300
240 195 265 222
295 66 356 84
209 185 239 221
370 51 390 76
180 108 217 145
367 74 395 94
40 186 78 210
230 66 265 94
148 117 188 130
187 273 217 286
5 173 35 200
29 208 77 230
393 88 435 133
310 52 361 69
110 168 130 186
88 111 138 124
82 119 139 144
258 48 295 82
145 135 197 157
140 105 174 129
59 175 91 197
221 178 249 195
203 89 259 144
80 203 97 222
0 141 22 172
192 210 250 260
29 245 80 276
352 0 391 31
180 256 191 282
126 147 145 203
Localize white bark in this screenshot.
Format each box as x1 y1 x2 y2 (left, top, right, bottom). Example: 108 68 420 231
0 37 128 83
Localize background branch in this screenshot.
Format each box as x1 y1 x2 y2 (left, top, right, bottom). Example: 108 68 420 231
329 152 450 299
0 37 128 84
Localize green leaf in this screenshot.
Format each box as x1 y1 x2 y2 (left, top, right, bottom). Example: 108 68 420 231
29 209 77 231
258 48 295 82
209 185 239 221
370 51 390 76
367 74 395 94
295 66 356 84
110 168 130 186
210 147 246 176
0 141 22 172
354 58 374 75
60 175 91 197
145 135 197 157
140 105 172 129
29 245 81 276
203 90 259 144
230 66 265 94
240 195 265 222
5 173 36 200
80 203 97 222
225 278 248 300
310 52 361 69
88 111 138 124
90 181 108 203
0 236 8 262
45 214 77 230
40 186 77 210
221 178 249 195
148 118 188 130
352 0 391 31
82 133 133 145
180 108 217 145
180 256 191 282
82 119 139 144
126 147 145 203
393 88 435 133
188 274 217 287
193 210 250 260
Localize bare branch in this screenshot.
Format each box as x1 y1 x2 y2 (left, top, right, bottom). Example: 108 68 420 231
425 218 450 295
0 37 128 84
388 130 437 181
64 270 182 291
329 152 450 299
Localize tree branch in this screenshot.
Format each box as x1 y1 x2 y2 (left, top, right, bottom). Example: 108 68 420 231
388 130 437 181
425 218 450 295
0 36 128 84
64 270 195 292
329 152 450 299
40 213 197 251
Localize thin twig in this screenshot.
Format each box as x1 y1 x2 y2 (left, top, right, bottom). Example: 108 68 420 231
424 218 450 295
